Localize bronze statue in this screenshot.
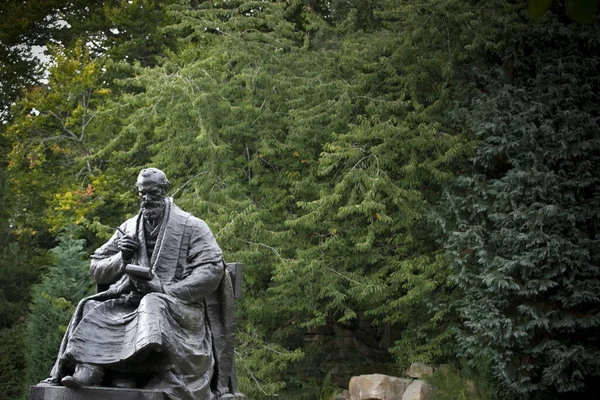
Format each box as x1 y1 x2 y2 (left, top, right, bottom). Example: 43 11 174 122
41 168 240 400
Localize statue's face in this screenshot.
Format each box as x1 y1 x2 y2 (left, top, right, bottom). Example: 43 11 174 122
136 175 166 221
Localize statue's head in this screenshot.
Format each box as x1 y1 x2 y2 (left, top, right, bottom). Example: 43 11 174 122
136 168 169 221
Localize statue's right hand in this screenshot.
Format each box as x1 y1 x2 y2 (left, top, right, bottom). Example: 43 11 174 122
117 234 139 261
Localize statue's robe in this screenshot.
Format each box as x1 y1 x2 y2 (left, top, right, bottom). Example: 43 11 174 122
48 198 237 400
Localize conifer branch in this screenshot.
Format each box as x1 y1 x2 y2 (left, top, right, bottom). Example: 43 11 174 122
235 350 279 397
246 241 281 258
171 171 208 197
44 110 81 141
328 267 367 286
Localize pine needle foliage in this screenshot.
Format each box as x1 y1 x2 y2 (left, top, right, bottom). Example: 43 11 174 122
24 231 94 388
0 170 38 400
438 4 600 396
93 0 471 393
4 0 598 397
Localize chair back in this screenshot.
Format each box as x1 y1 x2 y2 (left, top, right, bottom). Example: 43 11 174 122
225 262 243 299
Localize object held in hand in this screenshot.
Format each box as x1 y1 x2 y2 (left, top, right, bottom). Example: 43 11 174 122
125 264 152 280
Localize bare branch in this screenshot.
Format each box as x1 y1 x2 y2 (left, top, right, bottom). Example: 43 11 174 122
235 350 279 397
245 241 281 258
44 110 80 141
171 171 209 197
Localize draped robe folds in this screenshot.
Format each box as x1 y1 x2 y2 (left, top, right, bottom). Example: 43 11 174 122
48 198 237 400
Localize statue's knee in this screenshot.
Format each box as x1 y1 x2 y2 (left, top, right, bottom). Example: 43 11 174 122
82 299 101 315
138 293 166 311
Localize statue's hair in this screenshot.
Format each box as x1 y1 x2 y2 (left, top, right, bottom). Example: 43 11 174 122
137 168 170 192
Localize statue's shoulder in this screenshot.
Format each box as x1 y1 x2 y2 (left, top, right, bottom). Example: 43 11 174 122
170 200 210 232
124 214 139 226
119 215 139 233
169 200 205 226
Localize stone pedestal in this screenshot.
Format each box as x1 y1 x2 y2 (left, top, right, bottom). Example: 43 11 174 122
29 385 166 400
29 385 248 400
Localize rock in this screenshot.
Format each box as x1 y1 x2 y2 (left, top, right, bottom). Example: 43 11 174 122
334 389 351 400
349 374 412 400
401 380 432 400
405 363 434 379
333 325 353 337
465 379 476 395
435 364 451 376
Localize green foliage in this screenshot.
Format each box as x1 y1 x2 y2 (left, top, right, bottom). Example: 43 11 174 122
0 323 27 400
439 6 600 396
0 242 33 330
24 231 93 387
274 0 471 371
0 169 42 400
235 324 305 399
0 0 178 119
2 0 598 398
4 43 106 240
308 372 338 400
426 359 524 400
86 0 471 393
527 0 599 23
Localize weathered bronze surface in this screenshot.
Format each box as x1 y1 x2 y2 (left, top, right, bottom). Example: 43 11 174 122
37 168 245 400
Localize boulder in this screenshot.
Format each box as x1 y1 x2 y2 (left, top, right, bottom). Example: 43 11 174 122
435 364 451 376
405 363 434 379
401 380 432 400
349 374 412 400
334 389 351 400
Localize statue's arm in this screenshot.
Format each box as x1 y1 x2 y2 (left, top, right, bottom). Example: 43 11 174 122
90 228 128 285
163 261 223 303
163 220 224 303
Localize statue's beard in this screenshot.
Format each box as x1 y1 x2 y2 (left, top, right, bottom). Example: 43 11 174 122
141 199 165 224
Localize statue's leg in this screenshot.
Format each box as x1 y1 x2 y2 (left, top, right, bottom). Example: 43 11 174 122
42 298 104 385
139 293 216 400
60 362 104 389
52 299 105 388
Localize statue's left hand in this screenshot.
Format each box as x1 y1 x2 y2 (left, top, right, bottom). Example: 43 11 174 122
130 272 164 294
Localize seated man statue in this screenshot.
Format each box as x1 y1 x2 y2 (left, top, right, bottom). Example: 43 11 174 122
42 168 239 400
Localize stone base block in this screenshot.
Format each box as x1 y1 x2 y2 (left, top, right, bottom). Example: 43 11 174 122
220 394 248 400
402 380 432 400
349 374 413 400
29 385 166 400
29 385 249 400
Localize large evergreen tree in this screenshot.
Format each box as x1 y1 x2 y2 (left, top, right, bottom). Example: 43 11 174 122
438 2 600 396
24 231 93 389
87 0 470 395
0 169 34 400
0 148 42 400
3 0 598 398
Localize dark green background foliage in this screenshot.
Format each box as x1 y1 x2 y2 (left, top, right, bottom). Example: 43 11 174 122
25 232 94 387
438 8 600 396
0 0 598 399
